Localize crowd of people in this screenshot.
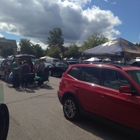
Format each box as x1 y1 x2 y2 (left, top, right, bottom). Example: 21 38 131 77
11 58 46 90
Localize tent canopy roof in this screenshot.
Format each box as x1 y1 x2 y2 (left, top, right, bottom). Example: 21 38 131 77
82 38 140 58
40 56 55 60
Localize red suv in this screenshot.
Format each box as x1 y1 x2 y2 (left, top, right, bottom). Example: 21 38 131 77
57 63 140 132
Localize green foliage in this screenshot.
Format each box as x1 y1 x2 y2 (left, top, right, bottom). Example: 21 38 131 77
1 46 15 57
19 38 33 54
46 45 61 59
47 28 64 47
79 34 109 52
47 28 64 57
64 44 80 58
135 43 140 46
19 38 45 58
32 44 45 58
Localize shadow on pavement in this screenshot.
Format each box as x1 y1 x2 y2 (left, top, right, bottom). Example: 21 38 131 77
70 116 140 140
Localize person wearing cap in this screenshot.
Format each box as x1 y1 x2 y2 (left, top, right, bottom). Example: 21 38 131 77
21 60 30 90
12 58 20 88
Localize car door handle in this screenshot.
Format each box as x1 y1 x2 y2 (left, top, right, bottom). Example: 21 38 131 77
74 86 80 90
101 95 108 100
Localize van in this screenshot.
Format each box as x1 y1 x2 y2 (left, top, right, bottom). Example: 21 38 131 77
46 58 60 64
40 56 60 64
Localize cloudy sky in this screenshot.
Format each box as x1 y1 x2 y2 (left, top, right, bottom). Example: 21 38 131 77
0 0 139 49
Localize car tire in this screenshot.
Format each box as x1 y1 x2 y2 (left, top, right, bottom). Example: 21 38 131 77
0 104 9 140
63 97 80 121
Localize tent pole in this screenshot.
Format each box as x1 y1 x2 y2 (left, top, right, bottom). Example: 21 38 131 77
122 58 125 64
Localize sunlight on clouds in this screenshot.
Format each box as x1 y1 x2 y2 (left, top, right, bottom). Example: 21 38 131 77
0 34 4 37
63 0 91 6
83 6 121 25
0 23 16 31
0 0 121 45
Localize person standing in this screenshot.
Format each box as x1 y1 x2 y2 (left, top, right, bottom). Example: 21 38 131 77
21 60 30 90
12 59 20 88
36 59 45 87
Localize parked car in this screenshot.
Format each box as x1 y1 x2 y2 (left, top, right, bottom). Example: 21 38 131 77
43 61 53 75
0 103 9 140
0 54 35 81
49 60 79 77
126 58 140 65
131 61 140 67
0 59 5 65
57 63 140 133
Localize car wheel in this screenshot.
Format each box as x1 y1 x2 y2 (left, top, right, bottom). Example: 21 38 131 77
63 97 80 121
0 104 9 140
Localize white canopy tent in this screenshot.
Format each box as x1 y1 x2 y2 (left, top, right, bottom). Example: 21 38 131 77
40 56 54 60
84 57 100 62
39 56 60 64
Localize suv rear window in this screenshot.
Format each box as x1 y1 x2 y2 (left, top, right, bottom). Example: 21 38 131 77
68 67 81 79
78 67 100 84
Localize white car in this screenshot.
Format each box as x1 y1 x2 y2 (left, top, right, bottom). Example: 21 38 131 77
126 58 140 64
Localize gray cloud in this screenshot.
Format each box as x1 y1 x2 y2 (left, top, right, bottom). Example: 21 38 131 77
0 0 121 46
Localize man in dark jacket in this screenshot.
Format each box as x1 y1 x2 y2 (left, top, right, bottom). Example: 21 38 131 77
21 60 30 90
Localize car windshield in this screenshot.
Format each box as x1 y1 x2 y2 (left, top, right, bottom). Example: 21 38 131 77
126 70 140 87
44 62 52 66
55 62 68 67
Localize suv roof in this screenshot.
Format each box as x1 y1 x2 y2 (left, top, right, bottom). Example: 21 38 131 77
14 54 35 59
68 63 140 71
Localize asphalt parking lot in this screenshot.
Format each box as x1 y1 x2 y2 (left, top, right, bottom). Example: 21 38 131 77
0 76 139 140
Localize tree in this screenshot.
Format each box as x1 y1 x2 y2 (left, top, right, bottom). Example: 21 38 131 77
1 46 15 57
47 28 64 57
46 45 61 59
135 43 140 47
32 44 44 58
79 34 109 52
19 38 33 54
19 38 45 58
65 44 80 58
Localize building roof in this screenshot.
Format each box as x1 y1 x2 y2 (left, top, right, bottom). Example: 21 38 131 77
0 38 18 48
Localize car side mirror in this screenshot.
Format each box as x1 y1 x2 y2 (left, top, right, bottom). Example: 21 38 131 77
119 86 132 93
